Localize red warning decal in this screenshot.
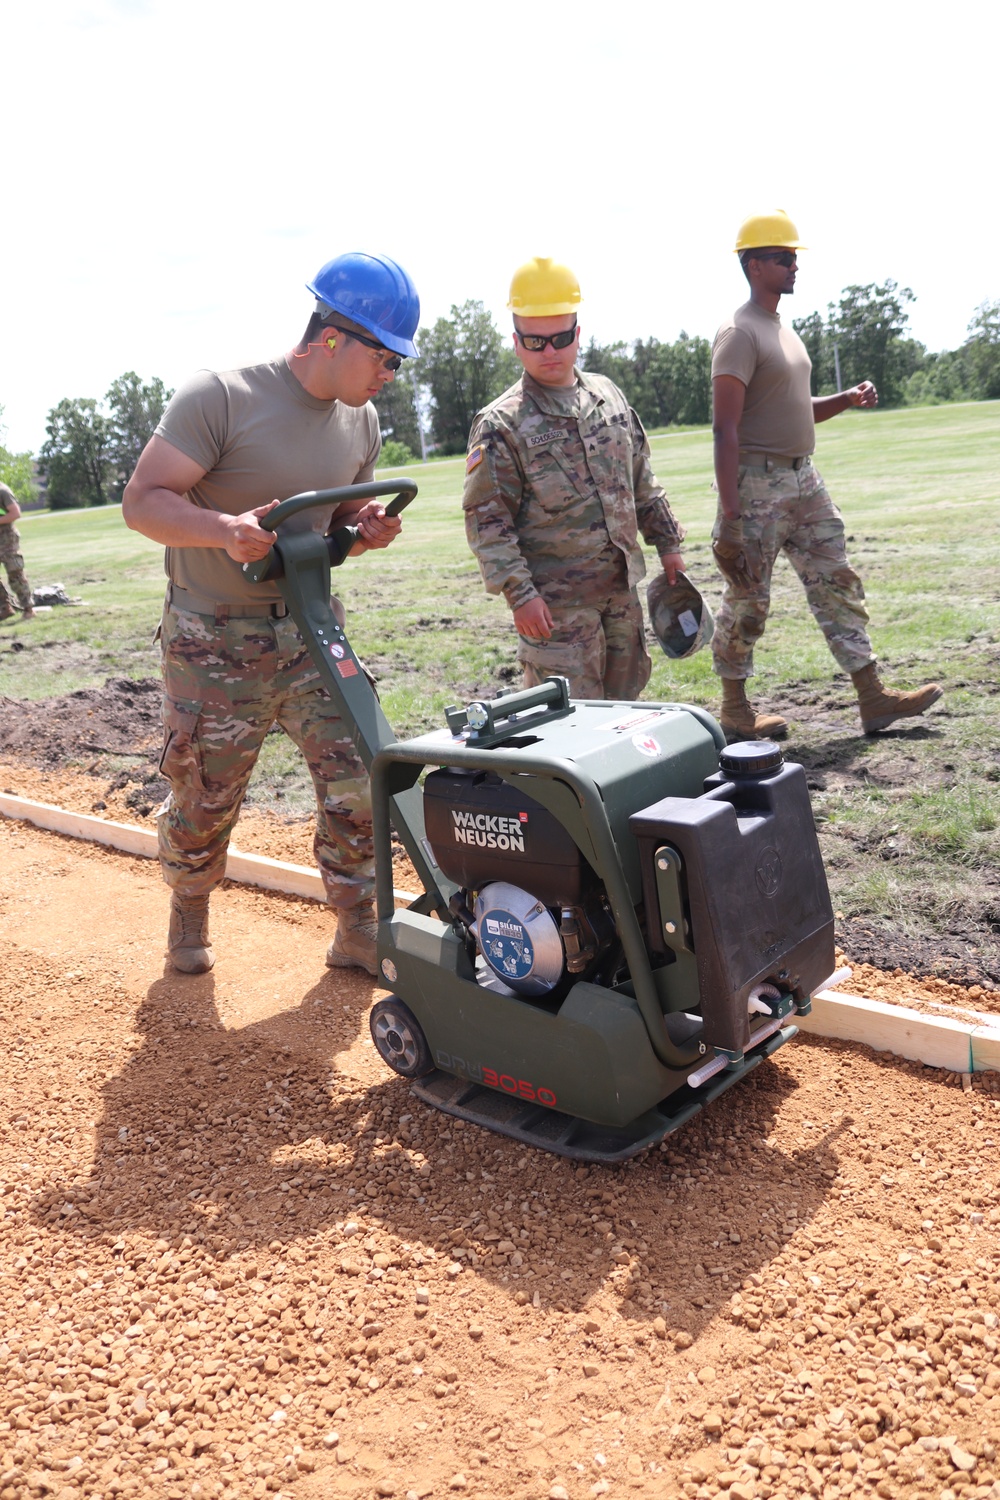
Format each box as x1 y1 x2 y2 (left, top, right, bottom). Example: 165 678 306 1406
336 660 359 677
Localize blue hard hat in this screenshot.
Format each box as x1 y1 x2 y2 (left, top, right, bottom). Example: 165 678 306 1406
307 252 420 359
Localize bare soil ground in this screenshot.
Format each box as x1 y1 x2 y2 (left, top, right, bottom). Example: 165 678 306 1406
776 687 1000 996
3 815 1000 1500
1 677 997 1013
7 735 996 1023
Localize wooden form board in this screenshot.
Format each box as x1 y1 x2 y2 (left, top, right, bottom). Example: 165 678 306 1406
971 1024 1000 1074
801 989 979 1073
2 790 999 1074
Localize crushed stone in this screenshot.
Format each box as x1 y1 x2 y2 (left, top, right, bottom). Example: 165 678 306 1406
2 815 1000 1499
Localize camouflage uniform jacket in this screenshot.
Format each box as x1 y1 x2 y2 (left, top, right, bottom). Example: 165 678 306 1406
462 370 684 612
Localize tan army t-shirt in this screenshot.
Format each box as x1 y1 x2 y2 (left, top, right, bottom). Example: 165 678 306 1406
712 301 815 459
155 359 380 605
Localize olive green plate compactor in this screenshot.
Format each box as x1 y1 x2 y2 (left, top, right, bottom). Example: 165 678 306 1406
246 481 836 1163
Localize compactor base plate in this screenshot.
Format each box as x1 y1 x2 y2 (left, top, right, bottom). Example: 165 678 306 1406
411 1025 796 1163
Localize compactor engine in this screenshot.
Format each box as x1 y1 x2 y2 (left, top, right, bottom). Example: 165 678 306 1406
424 769 616 1000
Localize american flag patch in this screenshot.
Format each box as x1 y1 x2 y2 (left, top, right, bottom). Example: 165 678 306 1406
466 444 485 474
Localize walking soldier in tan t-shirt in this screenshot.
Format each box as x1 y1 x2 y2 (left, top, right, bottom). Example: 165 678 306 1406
123 253 419 976
710 210 943 742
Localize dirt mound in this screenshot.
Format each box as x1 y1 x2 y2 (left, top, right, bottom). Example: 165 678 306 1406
0 676 162 768
840 916 1000 991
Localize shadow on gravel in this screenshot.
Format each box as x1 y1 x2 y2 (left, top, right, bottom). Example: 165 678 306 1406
32 972 855 1345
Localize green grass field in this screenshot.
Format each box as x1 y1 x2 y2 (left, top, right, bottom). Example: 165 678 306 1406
3 399 1000 981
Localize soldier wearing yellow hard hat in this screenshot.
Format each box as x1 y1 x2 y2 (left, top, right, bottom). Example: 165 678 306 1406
462 256 701 699
709 211 943 739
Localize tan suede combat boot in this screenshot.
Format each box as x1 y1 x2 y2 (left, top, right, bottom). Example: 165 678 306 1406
851 663 944 733
167 893 215 974
719 678 788 743
326 901 379 977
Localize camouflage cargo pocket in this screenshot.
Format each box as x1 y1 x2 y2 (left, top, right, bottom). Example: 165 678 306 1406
159 696 205 793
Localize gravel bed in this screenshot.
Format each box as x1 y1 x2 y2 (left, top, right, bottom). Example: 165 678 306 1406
2 808 1000 1500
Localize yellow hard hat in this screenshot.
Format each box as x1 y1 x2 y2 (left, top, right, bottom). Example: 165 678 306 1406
734 210 807 253
508 257 582 317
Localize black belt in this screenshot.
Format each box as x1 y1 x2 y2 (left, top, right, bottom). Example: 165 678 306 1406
739 452 811 471
167 583 289 624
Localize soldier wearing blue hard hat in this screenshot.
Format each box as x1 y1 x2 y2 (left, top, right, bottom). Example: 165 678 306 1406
123 251 420 978
307 252 420 359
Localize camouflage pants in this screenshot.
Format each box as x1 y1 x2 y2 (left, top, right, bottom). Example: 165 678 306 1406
518 588 652 700
711 461 875 680
158 603 373 907
0 525 32 613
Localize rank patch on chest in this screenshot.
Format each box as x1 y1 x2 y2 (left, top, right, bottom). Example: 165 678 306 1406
526 428 569 449
466 444 485 474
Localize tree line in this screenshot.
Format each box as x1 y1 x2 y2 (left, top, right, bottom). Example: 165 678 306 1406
0 407 35 501
4 288 998 507
0 375 173 509
379 287 1000 461
42 374 173 509
372 302 714 460
793 286 1000 408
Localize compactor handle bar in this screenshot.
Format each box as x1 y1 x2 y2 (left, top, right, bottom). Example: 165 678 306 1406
258 477 417 534
244 478 418 581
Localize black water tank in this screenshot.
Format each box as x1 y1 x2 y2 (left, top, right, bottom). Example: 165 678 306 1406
629 754 834 1057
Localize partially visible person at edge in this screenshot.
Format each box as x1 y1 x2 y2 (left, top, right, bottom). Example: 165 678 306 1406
0 481 35 621
462 257 687 699
122 253 417 977
710 209 943 742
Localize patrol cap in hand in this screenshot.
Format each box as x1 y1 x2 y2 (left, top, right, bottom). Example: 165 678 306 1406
647 571 715 660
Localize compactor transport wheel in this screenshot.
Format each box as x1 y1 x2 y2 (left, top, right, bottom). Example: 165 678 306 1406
370 998 433 1079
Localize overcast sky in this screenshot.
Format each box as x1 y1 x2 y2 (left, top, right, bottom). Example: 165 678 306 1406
2 0 997 454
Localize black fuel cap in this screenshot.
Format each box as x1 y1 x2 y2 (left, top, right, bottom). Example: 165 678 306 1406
719 740 784 778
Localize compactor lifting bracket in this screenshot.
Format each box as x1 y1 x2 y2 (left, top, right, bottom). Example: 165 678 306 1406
445 677 573 747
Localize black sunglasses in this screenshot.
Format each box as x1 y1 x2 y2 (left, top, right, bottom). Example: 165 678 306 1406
752 251 797 269
516 322 578 352
331 325 403 372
